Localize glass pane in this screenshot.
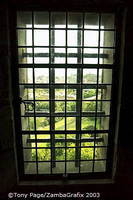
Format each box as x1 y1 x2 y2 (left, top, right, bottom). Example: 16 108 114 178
66 117 76 130
51 48 65 64
24 162 36 174
17 30 32 46
21 117 34 131
34 12 49 28
67 101 76 112
34 48 49 64
23 149 36 161
35 101 49 113
83 48 98 64
22 134 35 148
67 48 81 64
84 13 99 29
34 30 49 46
55 148 65 160
94 161 106 172
101 14 115 29
20 87 33 100
96 117 110 130
51 12 66 28
81 148 94 160
36 117 50 130
82 89 96 100
55 89 65 100
83 69 97 84
82 101 96 112
95 133 108 146
52 30 65 46
55 68 65 83
52 162 65 174
68 30 82 46
80 161 93 172
101 31 115 47
81 117 95 130
99 69 112 84
35 89 49 100
84 31 98 47
67 148 75 160
17 12 32 27
67 89 76 100
18 48 32 64
55 117 65 130
67 68 77 83
66 162 79 173
68 13 82 28
37 149 51 161
35 68 49 83
100 48 114 64
67 134 76 139
38 162 51 174
97 101 110 115
19 68 33 84
95 147 107 159
55 134 65 139
55 101 65 113
98 86 111 100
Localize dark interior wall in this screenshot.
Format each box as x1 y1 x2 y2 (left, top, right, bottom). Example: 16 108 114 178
0 0 133 199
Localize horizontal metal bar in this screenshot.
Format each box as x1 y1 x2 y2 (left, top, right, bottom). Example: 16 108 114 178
21 130 109 134
27 137 103 143
24 111 106 117
22 52 109 59
22 84 107 89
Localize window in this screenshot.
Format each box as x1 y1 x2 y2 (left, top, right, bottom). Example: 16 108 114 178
16 11 116 178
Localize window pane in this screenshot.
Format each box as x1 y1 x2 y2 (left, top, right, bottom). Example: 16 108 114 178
36 117 50 130
81 148 94 160
100 31 115 47
83 69 97 84
97 101 110 115
55 68 65 83
68 12 82 28
83 48 98 64
35 101 49 113
55 117 65 130
51 48 65 63
100 48 114 64
55 89 65 100
68 30 82 46
67 48 81 64
84 13 99 29
51 12 66 28
34 48 49 63
82 89 96 100
18 48 33 64
35 68 49 83
80 161 93 172
38 162 51 174
67 68 77 83
96 117 110 130
19 68 33 84
37 149 51 161
94 161 106 172
95 147 107 159
34 12 49 28
66 162 79 173
101 14 115 29
55 148 65 160
99 69 112 84
22 134 35 148
35 89 49 100
52 30 65 46
17 12 32 27
82 101 96 112
67 89 76 100
66 117 76 130
20 87 33 100
34 30 49 46
21 117 34 131
67 101 76 112
98 86 111 100
55 101 65 113
23 149 36 161
17 30 32 46
84 31 98 47
24 163 37 174
67 148 75 160
81 117 95 130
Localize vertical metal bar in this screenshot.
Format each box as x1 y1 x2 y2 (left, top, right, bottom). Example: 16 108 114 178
92 13 101 172
32 11 38 174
